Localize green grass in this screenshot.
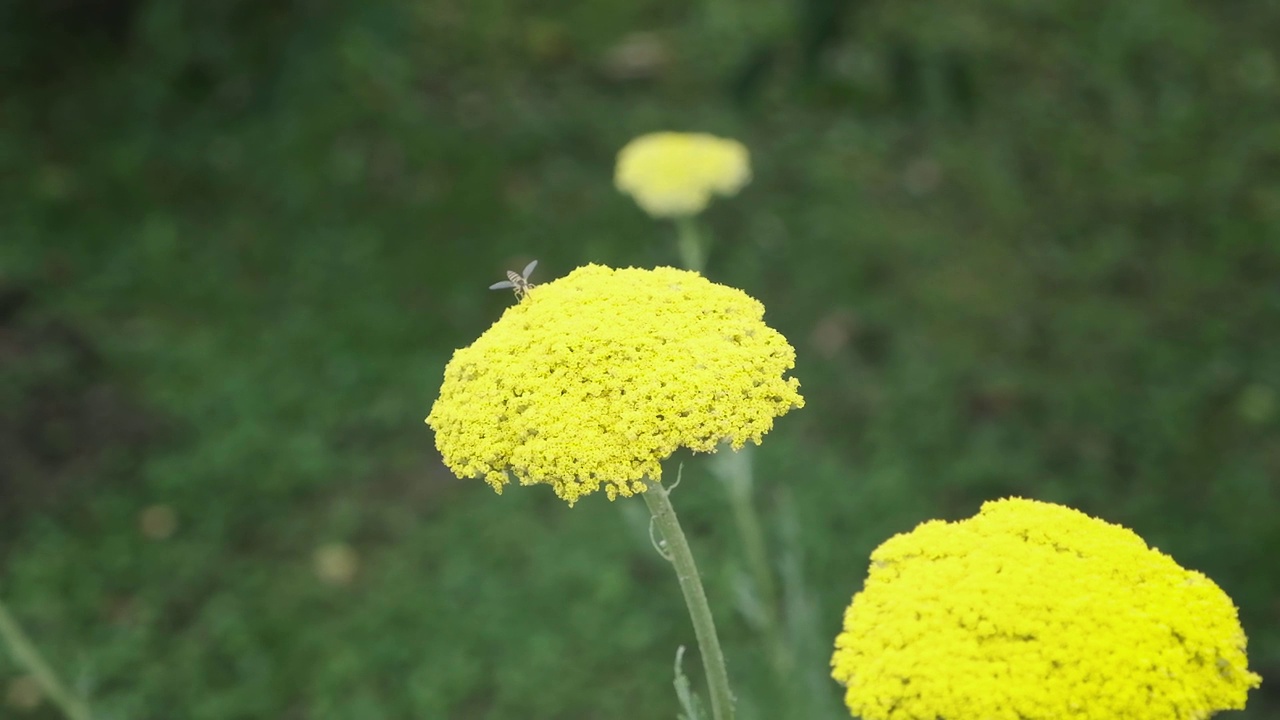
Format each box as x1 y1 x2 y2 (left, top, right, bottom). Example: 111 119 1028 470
2 0 1278 717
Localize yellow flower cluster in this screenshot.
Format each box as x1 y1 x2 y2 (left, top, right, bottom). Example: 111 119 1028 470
426 264 803 505
615 132 751 218
831 498 1261 720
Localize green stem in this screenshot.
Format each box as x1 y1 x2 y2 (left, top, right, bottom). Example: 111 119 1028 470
0 598 92 720
717 446 778 626
675 217 707 273
643 479 734 720
713 446 792 683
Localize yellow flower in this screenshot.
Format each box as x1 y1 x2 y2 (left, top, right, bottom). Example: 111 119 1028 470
831 498 1261 720
615 132 751 218
426 264 803 505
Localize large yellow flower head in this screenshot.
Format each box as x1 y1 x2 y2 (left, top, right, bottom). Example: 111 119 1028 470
615 132 751 218
426 264 803 505
831 498 1261 720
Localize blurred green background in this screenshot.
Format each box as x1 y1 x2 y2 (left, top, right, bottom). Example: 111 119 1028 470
2 0 1278 718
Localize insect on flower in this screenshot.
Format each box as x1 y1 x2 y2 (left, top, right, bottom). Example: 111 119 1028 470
489 259 538 300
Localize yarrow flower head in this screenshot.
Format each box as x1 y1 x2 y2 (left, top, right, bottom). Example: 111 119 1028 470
615 132 751 218
426 264 803 505
831 498 1261 720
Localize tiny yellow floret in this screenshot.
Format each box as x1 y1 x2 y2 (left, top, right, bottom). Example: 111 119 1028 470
426 264 803 505
831 498 1261 720
615 132 751 218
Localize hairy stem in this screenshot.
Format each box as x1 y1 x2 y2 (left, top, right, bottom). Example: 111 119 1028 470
643 479 734 720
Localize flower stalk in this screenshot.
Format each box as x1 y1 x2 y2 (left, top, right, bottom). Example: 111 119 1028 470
676 217 707 273
711 445 792 684
642 479 734 720
0 598 92 720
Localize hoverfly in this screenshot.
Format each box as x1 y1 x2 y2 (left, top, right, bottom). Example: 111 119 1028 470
489 259 538 300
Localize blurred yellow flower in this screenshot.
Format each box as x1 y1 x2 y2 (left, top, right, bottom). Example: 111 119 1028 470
426 264 803 505
313 542 360 587
832 498 1261 720
615 132 751 218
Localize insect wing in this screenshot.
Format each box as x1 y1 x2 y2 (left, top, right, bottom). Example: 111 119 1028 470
489 280 516 290
521 259 538 281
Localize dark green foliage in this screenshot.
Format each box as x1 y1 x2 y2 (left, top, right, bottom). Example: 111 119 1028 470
1 0 1277 717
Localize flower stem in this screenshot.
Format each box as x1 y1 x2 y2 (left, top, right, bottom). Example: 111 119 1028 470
643 478 734 720
675 217 707 273
714 445 779 629
711 445 791 682
0 598 92 720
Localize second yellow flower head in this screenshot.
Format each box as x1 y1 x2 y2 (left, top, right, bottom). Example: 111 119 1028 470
831 498 1261 720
